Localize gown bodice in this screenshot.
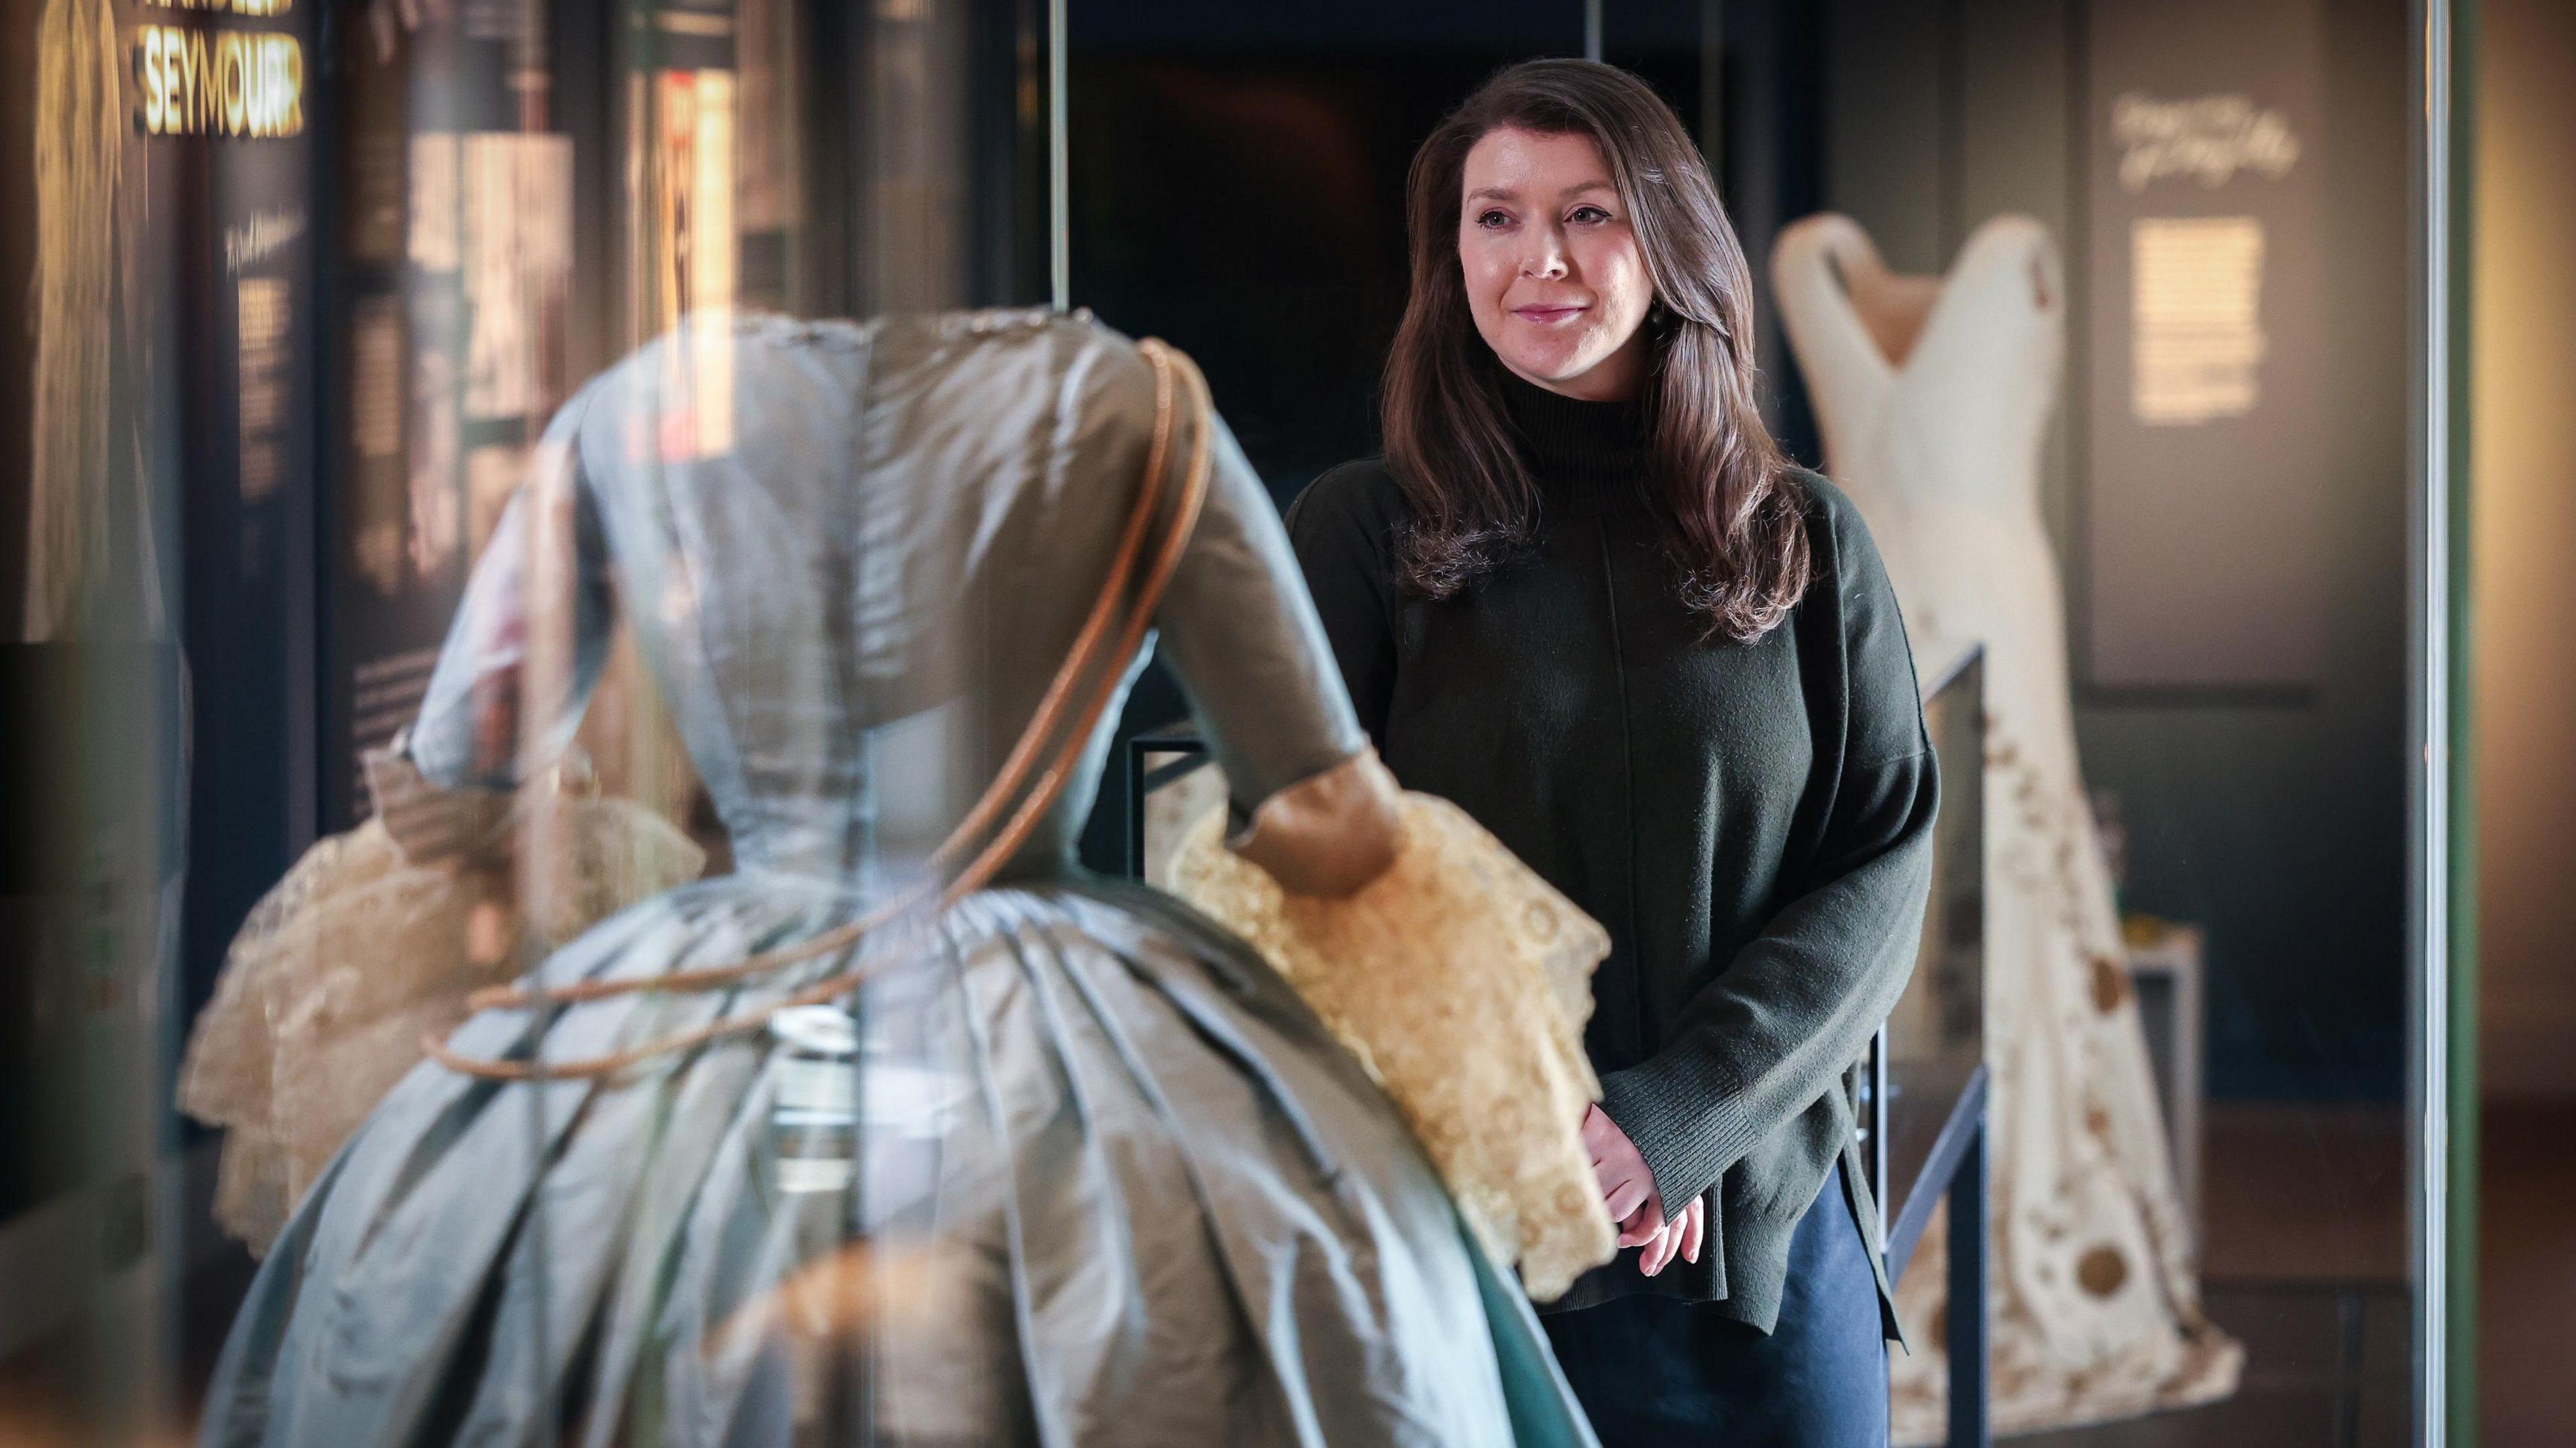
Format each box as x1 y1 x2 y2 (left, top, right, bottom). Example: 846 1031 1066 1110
1772 214 2069 679
1772 213 2062 517
411 311 1360 881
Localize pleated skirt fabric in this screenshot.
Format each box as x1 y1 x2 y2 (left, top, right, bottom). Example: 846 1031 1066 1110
197 872 1591 1448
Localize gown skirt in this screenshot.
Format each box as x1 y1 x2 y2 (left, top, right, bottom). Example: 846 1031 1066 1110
199 869 1579 1448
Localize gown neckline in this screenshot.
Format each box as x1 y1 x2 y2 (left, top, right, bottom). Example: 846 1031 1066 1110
1801 214 2057 387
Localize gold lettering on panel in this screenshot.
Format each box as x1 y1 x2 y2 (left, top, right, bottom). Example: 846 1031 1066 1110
131 25 303 137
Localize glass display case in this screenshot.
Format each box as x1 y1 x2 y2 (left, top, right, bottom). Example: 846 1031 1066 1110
0 0 2469 1442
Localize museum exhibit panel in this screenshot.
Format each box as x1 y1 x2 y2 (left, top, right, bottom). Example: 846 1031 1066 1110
0 0 2471 1444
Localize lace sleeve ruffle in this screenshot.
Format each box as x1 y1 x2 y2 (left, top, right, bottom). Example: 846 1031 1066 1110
1167 791 1617 1302
176 775 704 1256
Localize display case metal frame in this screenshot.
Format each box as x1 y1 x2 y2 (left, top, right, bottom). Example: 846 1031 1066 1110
2413 0 2471 1441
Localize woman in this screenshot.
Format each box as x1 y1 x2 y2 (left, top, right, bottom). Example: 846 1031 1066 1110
195 312 1595 1448
1288 61 1936 1445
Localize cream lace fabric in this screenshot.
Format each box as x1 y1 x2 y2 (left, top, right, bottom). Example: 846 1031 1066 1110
177 785 704 1255
1166 791 1617 1302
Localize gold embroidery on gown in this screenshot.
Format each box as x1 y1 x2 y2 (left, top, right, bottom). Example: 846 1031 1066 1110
1167 791 1617 1302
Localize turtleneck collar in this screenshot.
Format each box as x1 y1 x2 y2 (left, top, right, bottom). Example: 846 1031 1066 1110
1497 368 1649 495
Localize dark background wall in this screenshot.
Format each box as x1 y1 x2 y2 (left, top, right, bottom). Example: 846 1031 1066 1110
1068 0 1587 510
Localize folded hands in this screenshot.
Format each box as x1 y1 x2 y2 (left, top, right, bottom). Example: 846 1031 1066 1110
1580 1103 1704 1278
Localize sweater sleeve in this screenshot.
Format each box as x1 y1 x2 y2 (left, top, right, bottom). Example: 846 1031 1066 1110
1281 464 1403 748
1596 492 1939 1219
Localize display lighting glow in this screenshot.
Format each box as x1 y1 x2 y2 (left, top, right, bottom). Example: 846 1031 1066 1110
133 24 305 138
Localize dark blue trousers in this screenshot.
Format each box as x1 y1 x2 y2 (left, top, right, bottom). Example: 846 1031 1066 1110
1540 1168 1889 1447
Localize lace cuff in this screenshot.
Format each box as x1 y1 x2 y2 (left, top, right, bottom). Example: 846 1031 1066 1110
1172 790 1617 1300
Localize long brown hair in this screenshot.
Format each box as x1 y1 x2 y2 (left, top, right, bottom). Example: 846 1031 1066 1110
1383 59 1809 642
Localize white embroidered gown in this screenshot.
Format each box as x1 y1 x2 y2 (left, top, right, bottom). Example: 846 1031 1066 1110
1773 214 2241 1438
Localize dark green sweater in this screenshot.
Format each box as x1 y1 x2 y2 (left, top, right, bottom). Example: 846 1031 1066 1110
1285 375 1935 1331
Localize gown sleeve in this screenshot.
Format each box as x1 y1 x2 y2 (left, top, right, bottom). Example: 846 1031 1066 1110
407 395 618 791
1146 402 1401 898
